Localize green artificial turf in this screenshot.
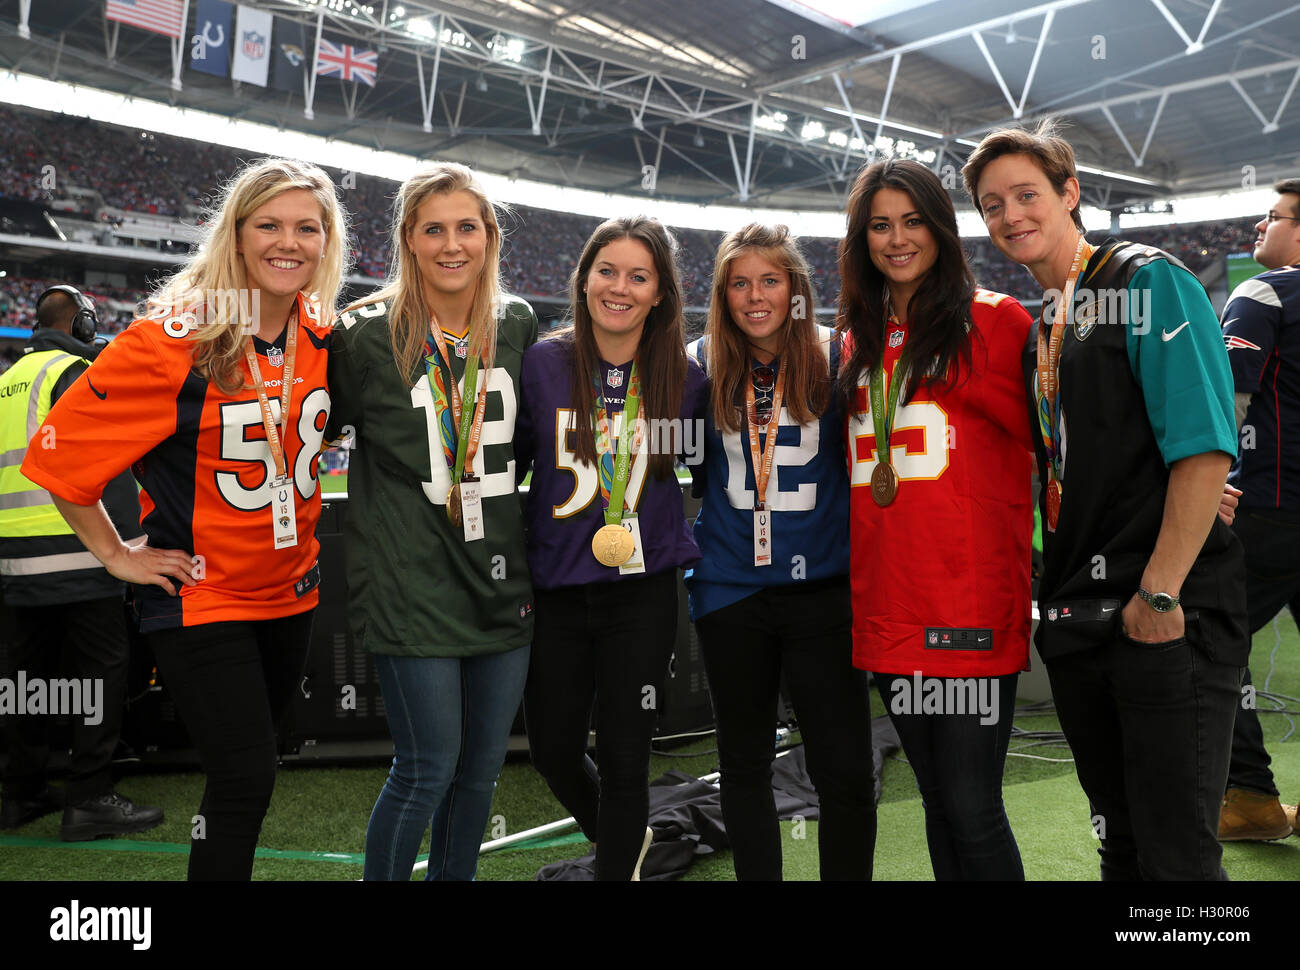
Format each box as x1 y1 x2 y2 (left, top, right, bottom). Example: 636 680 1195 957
3 615 1299 881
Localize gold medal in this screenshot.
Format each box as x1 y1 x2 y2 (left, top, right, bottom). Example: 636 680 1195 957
871 462 898 507
447 482 462 528
592 523 635 567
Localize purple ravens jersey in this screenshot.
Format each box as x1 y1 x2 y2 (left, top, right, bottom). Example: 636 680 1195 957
1222 264 1300 508
516 335 707 589
685 326 850 621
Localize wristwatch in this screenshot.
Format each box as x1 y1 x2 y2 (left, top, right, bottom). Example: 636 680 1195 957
1137 587 1180 613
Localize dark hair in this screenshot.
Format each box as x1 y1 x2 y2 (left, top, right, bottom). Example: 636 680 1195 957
835 158 976 414
1276 178 1300 218
35 287 77 331
961 118 1085 233
704 223 828 433
560 216 687 480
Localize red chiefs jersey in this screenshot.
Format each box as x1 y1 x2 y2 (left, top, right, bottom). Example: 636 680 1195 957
848 290 1034 676
22 293 331 630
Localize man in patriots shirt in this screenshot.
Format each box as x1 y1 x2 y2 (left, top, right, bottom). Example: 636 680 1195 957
1218 178 1300 841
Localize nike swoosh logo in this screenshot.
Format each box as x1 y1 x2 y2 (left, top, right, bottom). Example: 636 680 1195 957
87 378 106 400
1101 606 1116 614
1162 321 1191 341
977 635 990 642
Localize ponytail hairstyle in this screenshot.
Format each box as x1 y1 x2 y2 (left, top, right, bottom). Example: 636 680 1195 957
835 158 976 415
561 215 687 481
353 162 506 385
704 223 828 433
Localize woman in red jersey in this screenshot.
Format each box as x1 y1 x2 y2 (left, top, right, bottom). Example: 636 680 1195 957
21 158 348 880
837 158 1034 880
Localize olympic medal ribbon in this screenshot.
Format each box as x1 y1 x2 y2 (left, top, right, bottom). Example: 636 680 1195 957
1035 235 1094 530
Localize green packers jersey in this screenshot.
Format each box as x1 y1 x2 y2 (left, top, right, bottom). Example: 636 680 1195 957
328 295 538 656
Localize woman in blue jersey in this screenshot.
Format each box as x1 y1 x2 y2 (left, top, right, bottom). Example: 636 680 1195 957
515 215 707 880
687 223 876 880
328 163 538 881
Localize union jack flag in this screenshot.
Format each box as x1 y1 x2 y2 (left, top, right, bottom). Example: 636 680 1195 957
315 37 378 86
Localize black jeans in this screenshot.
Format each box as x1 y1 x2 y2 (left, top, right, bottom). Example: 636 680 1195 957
1227 507 1300 796
524 569 678 881
147 610 313 881
696 578 875 881
876 672 1023 881
1046 615 1241 880
2 596 128 804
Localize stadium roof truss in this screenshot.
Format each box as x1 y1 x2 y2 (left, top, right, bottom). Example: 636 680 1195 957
3 0 1300 212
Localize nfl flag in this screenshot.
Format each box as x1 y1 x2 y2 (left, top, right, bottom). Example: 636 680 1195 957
315 37 378 87
190 0 232 78
106 0 185 38
231 4 273 86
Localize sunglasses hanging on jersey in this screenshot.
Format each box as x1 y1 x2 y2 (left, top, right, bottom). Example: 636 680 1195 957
752 364 775 426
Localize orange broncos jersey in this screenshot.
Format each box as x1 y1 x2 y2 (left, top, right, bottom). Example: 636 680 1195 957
22 293 332 631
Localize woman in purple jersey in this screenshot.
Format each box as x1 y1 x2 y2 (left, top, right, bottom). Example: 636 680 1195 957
689 223 875 880
515 216 707 880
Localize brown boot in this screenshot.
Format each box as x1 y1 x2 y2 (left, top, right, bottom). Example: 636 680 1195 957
1218 788 1293 841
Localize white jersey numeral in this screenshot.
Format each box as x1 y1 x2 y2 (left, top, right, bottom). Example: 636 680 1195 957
721 407 818 511
849 376 951 486
552 408 648 518
410 366 518 506
216 387 331 510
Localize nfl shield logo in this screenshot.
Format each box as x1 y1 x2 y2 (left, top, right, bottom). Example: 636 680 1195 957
928 632 939 645
454 338 468 359
888 329 905 348
268 346 284 367
1047 608 1058 621
607 367 623 388
243 30 266 59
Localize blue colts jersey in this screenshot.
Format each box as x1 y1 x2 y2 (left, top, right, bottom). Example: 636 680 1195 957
685 326 850 620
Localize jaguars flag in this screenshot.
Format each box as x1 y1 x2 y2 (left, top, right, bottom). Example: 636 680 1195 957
189 0 232 78
270 17 307 93
231 5 273 86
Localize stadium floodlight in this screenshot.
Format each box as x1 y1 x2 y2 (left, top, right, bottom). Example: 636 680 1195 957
801 120 826 141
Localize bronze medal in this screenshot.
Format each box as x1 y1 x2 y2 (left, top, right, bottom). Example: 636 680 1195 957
1045 478 1062 532
447 482 463 528
592 523 635 567
871 462 898 507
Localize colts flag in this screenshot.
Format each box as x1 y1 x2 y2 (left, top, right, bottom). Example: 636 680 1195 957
190 0 232 78
316 37 378 87
231 4 273 86
105 0 186 38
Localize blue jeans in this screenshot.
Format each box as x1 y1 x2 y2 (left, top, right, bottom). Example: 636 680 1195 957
877 672 1024 881
364 645 531 881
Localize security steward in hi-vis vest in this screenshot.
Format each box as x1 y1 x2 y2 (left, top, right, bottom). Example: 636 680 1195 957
0 285 162 840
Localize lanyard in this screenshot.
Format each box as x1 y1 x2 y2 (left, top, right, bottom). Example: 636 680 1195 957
743 360 786 509
242 304 299 483
425 320 488 483
869 319 906 473
594 361 641 527
1035 236 1094 484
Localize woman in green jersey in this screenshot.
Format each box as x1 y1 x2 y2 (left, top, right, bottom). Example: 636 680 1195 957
328 163 538 880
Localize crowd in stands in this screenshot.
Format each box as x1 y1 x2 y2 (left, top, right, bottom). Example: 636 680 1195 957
0 102 1268 348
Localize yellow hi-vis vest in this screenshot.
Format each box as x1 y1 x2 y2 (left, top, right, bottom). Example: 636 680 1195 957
0 348 86 538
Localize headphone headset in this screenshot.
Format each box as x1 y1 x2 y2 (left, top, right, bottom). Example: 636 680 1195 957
35 284 98 345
